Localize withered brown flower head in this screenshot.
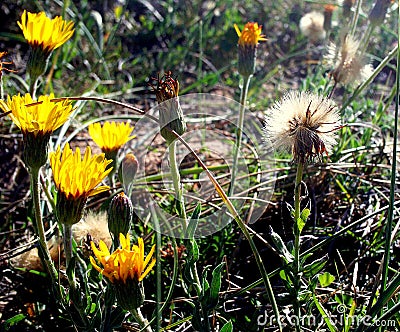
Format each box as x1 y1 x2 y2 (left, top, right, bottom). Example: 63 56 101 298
0 52 17 78
149 71 186 144
325 35 373 86
264 91 341 164
149 71 180 103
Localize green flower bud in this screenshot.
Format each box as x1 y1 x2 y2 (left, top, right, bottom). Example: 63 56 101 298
108 192 133 238
118 153 138 193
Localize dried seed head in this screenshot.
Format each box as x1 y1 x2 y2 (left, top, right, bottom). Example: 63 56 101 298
325 35 373 85
264 91 341 164
299 11 326 42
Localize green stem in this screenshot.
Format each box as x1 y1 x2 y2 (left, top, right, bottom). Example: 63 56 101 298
30 167 59 286
63 224 73 269
229 75 251 197
130 308 152 332
381 13 400 301
349 0 362 37
293 162 304 332
29 75 39 99
169 140 187 229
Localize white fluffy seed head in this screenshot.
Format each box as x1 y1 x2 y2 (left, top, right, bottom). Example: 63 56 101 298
264 91 341 163
299 11 326 42
325 35 372 85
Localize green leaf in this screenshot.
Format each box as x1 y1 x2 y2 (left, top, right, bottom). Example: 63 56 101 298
3 314 26 329
298 208 311 233
185 203 201 238
312 294 338 332
319 272 336 287
303 254 328 278
207 262 224 309
269 226 294 264
220 320 233 332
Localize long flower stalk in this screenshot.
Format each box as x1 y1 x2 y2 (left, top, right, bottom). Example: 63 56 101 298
30 167 60 292
293 162 304 332
169 140 187 229
130 308 152 332
229 75 251 197
380 8 400 312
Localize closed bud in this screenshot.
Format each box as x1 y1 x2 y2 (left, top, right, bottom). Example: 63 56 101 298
108 192 133 239
118 153 139 193
324 5 336 32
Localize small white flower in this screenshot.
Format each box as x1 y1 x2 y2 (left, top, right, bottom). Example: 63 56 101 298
264 91 341 163
325 35 372 85
299 11 326 42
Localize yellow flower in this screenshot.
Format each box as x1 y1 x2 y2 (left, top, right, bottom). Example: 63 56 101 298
0 93 74 169
50 143 113 201
90 233 156 283
0 93 74 136
18 10 74 53
88 121 135 153
50 143 112 225
234 22 267 47
234 22 266 77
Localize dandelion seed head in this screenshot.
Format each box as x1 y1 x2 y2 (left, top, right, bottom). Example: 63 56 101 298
325 35 372 85
264 91 341 164
299 11 326 42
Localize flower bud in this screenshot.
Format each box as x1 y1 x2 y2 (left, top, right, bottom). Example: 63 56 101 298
108 192 133 238
118 153 139 193
324 5 336 32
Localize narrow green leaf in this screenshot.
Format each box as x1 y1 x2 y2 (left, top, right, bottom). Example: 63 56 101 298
3 313 26 328
312 294 338 332
207 262 224 309
303 254 328 278
269 226 294 263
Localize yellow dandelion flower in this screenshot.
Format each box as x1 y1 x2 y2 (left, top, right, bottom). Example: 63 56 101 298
0 93 74 136
234 22 266 78
90 233 156 284
18 10 74 53
88 121 135 153
50 143 113 225
234 22 267 47
0 93 74 169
